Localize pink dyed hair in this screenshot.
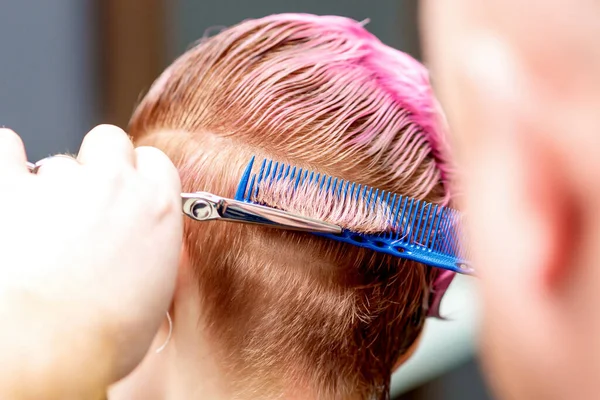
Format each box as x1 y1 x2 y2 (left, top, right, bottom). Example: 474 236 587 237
130 13 454 400
260 14 454 197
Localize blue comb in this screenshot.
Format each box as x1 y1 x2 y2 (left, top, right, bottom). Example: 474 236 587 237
234 157 473 275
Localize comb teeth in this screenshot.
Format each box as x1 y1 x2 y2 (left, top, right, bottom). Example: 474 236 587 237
234 157 472 274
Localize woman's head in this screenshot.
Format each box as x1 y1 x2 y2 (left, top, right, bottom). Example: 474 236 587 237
129 14 452 399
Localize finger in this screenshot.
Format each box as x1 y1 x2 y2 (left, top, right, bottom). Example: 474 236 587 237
134 146 182 314
134 146 181 197
34 154 80 177
77 125 135 169
0 128 28 175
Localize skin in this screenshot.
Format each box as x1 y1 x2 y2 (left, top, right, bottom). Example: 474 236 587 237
0 125 182 399
421 1 600 399
109 240 422 400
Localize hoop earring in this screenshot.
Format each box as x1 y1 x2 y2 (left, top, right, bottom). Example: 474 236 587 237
156 311 173 353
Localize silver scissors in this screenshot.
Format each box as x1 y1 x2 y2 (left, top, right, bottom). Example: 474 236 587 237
26 158 340 234
181 192 342 234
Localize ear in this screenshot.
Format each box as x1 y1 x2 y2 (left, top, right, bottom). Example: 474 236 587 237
456 34 580 294
522 132 579 291
427 271 456 319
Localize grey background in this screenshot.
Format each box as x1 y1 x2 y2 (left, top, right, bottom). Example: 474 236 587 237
174 0 420 58
0 0 99 161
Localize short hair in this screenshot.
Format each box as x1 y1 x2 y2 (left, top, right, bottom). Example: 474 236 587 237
129 14 452 400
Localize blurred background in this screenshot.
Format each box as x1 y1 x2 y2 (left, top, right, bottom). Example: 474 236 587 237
0 1 492 398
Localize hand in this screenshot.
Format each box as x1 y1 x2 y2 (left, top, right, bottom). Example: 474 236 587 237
0 125 183 398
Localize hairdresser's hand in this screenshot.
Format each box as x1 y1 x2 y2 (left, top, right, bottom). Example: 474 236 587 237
0 125 182 399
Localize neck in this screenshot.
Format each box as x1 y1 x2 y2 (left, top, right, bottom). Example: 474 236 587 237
108 260 323 400
108 270 234 400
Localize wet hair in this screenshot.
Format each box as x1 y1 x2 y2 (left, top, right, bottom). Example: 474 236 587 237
129 14 452 400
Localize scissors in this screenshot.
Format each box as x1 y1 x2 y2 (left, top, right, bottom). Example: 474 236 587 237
180 192 341 233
